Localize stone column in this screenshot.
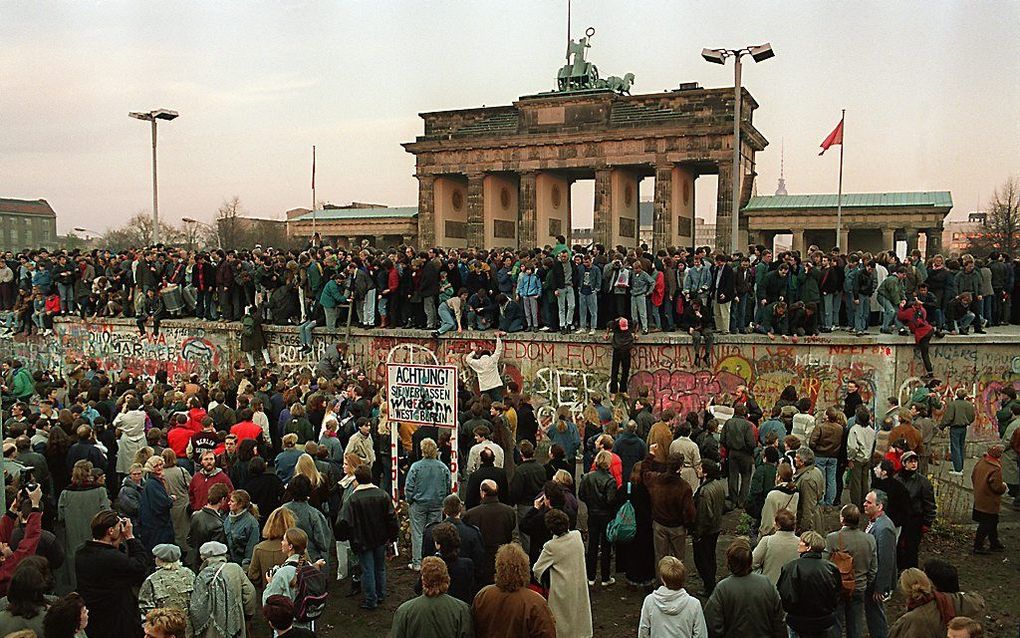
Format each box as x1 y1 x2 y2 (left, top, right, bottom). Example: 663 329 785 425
518 171 537 248
882 227 896 251
792 229 806 254
904 227 919 253
925 226 943 257
594 169 613 248
416 175 436 248
838 227 850 252
714 162 733 252
466 173 485 248
653 165 673 252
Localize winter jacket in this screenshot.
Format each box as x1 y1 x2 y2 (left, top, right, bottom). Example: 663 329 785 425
703 573 785 638
896 469 936 526
638 586 708 638
75 537 151 638
692 478 726 538
283 500 333 562
223 509 260 567
405 458 452 508
516 272 541 297
578 468 619 518
809 421 843 458
776 551 842 635
641 459 697 528
336 484 399 553
972 456 1007 514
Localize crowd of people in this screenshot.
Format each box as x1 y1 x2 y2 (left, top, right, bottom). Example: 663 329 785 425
0 233 1010 638
3 237 1019 373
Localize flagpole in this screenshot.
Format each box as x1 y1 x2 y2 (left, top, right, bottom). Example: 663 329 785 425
836 110 845 250
310 143 314 238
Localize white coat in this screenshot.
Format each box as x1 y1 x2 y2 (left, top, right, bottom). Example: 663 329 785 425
533 530 593 638
114 409 148 474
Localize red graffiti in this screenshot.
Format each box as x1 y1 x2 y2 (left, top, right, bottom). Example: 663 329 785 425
629 369 745 416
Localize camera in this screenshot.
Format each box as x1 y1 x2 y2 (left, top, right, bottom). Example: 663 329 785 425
18 467 38 499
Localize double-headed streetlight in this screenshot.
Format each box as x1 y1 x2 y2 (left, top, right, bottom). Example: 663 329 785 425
702 43 774 253
129 109 179 245
181 216 222 250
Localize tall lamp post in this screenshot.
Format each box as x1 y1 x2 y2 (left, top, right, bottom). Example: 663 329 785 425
702 44 774 253
181 217 222 250
129 109 179 245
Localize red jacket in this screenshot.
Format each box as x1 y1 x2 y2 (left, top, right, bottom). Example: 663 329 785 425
230 420 263 443
0 511 41 597
185 407 207 432
897 304 934 343
188 469 233 511
591 452 624 488
166 426 194 459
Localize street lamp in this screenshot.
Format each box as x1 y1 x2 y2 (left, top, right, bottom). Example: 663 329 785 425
181 217 222 249
702 43 774 253
129 109 179 245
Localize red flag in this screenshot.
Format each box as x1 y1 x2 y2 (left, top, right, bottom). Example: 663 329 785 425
311 145 316 189
818 118 844 155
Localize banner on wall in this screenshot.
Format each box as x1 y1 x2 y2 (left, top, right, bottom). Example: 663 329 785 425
386 363 459 501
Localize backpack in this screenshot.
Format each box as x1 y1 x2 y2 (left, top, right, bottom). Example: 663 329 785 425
241 315 256 338
286 559 328 622
830 532 856 600
606 484 636 543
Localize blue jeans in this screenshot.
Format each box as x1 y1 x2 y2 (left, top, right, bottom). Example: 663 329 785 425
865 586 888 638
816 456 838 505
956 311 975 332
358 544 387 607
648 298 661 329
438 303 457 334
853 298 870 332
878 298 903 331
631 293 649 331
360 292 376 326
522 295 539 329
730 295 750 332
835 592 866 638
661 295 676 330
57 282 74 313
824 292 843 329
408 503 442 567
578 292 598 330
299 319 316 347
557 287 575 328
949 426 967 472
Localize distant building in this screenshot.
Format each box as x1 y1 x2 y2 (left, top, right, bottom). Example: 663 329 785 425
943 211 988 255
694 218 717 248
287 202 418 249
1 198 57 252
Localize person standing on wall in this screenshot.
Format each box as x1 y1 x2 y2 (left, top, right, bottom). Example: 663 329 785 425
940 388 975 476
605 316 637 397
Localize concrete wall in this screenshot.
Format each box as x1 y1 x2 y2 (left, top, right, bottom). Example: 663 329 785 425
4 319 1016 444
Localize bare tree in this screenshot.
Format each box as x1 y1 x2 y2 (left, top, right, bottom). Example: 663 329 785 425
216 196 246 250
974 177 1020 257
102 211 185 250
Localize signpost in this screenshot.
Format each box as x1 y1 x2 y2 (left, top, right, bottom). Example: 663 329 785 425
386 363 459 501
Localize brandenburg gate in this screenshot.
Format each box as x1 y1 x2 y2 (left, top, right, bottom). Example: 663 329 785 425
403 34 768 252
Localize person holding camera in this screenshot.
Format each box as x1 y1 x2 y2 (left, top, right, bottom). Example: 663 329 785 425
75 509 152 638
0 484 43 597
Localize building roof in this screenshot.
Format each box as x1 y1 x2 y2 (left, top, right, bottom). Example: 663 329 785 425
0 198 56 217
291 206 418 221
743 191 952 211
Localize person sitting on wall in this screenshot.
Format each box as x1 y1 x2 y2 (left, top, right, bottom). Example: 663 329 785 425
496 293 524 334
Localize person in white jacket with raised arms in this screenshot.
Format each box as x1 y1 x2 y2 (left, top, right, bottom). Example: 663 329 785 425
465 335 504 401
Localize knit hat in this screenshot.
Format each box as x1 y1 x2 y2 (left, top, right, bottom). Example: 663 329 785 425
152 543 181 563
900 450 919 463
199 541 228 559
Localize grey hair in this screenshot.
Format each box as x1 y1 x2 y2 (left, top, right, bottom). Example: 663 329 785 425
625 419 638 433
795 446 815 465
870 488 888 509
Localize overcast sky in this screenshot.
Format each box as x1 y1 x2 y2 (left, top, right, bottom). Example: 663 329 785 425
3 0 1018 234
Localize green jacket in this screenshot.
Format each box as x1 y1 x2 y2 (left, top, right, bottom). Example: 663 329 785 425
995 398 1020 436
11 368 34 400
877 275 904 305
391 593 473 638
759 303 788 335
319 279 346 308
797 268 821 304
940 398 975 428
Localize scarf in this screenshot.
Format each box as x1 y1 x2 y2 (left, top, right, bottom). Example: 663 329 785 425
906 591 956 625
